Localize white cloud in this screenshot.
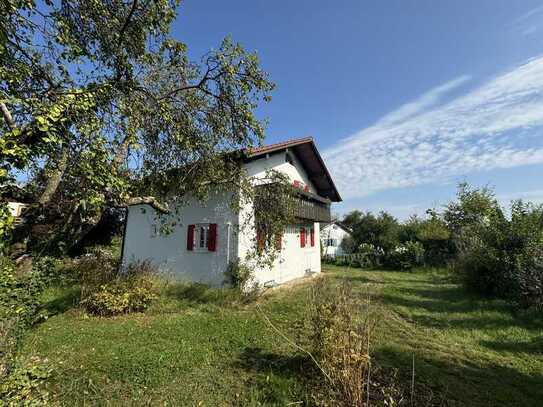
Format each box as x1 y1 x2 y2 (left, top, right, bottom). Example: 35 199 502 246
511 5 543 36
324 57 543 199
512 5 543 25
498 189 543 205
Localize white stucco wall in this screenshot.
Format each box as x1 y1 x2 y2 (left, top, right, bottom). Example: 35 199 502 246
122 192 238 286
321 223 352 257
122 151 325 287
238 153 322 285
244 151 317 193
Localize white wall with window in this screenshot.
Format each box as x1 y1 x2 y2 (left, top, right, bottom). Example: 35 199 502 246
121 138 340 288
121 191 237 286
320 222 352 257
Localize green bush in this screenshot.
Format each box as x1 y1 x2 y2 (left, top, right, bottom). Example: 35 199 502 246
80 260 158 316
0 357 51 405
81 276 158 316
224 260 254 289
384 241 425 271
75 248 120 299
517 244 543 310
1 258 54 363
0 256 55 396
223 260 260 302
452 200 543 309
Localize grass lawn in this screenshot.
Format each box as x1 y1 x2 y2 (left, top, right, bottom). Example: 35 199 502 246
20 266 543 406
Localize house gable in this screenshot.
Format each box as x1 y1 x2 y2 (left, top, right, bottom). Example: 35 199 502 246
245 137 341 202
243 150 318 194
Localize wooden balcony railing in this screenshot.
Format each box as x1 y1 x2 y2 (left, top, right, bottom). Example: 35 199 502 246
255 184 331 223
291 193 331 222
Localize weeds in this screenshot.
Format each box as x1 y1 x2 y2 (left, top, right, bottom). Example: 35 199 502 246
79 258 159 316
306 278 373 406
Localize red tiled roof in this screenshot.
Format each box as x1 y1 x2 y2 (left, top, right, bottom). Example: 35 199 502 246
247 136 314 157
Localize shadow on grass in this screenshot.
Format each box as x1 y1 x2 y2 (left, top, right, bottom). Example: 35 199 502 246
374 346 543 407
380 283 543 332
480 336 543 355
41 286 81 316
233 346 314 405
163 282 241 306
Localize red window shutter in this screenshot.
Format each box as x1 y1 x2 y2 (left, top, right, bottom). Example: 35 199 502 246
304 185 309 193
300 227 305 247
208 223 217 252
310 227 315 247
187 224 195 251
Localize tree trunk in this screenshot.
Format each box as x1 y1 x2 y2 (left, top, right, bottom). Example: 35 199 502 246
38 147 69 205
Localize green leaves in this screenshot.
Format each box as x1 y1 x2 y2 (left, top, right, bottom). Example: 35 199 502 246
2 0 275 253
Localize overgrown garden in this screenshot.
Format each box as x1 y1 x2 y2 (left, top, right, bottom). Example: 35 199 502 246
328 182 543 311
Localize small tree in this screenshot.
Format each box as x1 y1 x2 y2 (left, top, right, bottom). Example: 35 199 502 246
351 211 400 254
339 235 357 254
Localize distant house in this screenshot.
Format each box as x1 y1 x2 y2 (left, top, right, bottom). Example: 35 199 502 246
7 202 29 225
320 221 353 257
121 137 342 287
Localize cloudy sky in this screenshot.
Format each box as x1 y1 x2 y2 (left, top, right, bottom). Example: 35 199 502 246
176 1 543 219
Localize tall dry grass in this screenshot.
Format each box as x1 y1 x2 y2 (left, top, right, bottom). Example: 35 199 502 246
307 278 373 406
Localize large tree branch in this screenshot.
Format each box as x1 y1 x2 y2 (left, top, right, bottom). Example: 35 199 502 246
124 196 170 213
0 102 15 130
119 0 139 44
38 147 68 206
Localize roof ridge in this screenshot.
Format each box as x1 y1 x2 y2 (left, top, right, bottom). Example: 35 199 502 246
248 136 313 154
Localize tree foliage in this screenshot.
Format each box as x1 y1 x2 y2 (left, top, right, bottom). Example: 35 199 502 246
0 0 275 253
350 211 400 254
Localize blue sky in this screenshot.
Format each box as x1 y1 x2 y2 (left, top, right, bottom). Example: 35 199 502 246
174 1 543 219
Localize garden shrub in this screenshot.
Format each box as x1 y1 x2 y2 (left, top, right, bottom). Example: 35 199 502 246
384 241 425 271
0 357 51 406
75 248 120 299
452 199 543 309
516 244 543 310
81 275 158 316
80 260 158 316
350 259 362 268
0 256 55 397
224 260 254 289
223 260 260 302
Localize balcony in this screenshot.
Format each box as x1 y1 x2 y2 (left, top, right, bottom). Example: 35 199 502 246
292 190 331 223
255 184 331 223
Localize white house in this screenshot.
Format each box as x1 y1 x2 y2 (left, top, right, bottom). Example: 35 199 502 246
321 221 353 257
7 202 29 225
120 137 342 287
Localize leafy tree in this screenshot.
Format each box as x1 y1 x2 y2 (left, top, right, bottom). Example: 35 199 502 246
339 235 357 254
351 211 400 253
342 210 363 229
443 182 501 235
1 0 276 253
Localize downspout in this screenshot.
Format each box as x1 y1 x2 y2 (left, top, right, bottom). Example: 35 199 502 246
226 221 232 266
119 207 129 272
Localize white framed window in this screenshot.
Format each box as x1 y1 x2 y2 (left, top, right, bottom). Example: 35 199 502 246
326 238 337 247
187 223 217 252
196 224 210 251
